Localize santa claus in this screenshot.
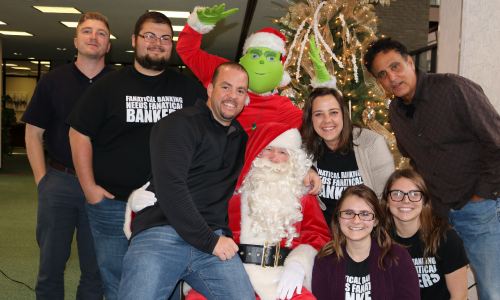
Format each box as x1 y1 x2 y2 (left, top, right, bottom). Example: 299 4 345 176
126 122 331 300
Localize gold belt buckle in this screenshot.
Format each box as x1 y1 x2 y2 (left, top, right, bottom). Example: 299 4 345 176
261 241 280 268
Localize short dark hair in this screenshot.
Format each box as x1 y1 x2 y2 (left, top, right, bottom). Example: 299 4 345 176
134 12 173 39
212 62 249 87
363 37 409 77
300 87 357 161
76 12 110 37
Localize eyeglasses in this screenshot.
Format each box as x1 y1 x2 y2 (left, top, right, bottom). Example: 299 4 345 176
388 190 423 202
260 148 289 159
339 211 375 221
138 34 173 45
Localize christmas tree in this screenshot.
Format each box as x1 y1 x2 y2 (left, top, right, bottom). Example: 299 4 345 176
275 0 409 169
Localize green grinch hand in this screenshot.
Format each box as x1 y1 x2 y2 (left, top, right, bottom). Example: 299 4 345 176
197 4 238 25
308 35 331 83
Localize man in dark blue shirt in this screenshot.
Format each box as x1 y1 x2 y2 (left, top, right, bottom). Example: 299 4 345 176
22 12 113 300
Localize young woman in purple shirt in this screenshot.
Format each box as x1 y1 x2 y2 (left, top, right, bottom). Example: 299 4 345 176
312 185 420 300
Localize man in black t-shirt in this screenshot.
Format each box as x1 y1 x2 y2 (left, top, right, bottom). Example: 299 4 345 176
67 12 207 300
22 12 113 300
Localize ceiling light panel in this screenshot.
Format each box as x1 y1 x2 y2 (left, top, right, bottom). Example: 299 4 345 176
148 11 190 18
12 67 31 70
0 21 7 25
33 6 82 14
110 34 117 39
61 21 78 28
0 31 33 36
172 26 184 32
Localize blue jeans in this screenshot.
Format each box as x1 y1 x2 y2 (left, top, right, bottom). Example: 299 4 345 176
119 226 256 300
36 166 103 300
85 197 128 300
449 198 500 300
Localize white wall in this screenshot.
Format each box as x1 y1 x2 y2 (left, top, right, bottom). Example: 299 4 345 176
438 0 500 113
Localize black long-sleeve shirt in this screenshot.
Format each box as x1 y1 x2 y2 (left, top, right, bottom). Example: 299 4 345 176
131 99 248 254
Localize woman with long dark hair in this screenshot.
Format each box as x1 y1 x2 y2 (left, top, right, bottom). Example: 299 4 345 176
312 185 420 300
381 169 469 300
300 88 394 225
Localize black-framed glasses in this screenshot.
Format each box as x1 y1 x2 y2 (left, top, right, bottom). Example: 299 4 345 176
138 34 173 45
339 211 375 221
388 190 423 202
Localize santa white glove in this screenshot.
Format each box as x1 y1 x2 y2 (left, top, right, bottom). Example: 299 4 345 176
130 182 157 212
273 261 306 299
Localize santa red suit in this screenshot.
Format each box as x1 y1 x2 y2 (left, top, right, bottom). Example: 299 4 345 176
177 9 303 135
186 123 331 300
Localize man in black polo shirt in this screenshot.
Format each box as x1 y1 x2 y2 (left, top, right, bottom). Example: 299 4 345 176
22 12 113 300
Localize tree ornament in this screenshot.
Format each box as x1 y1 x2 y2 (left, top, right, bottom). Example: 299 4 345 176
362 101 376 126
281 87 298 99
383 97 392 109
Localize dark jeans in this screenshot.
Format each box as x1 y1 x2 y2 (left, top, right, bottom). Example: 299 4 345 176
36 166 103 300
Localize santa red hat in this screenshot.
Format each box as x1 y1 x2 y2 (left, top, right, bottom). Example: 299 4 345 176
235 122 302 190
242 28 291 87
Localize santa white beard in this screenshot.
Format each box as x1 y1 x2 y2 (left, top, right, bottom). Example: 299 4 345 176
239 152 309 247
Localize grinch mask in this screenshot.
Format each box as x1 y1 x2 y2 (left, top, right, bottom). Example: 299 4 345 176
239 47 284 94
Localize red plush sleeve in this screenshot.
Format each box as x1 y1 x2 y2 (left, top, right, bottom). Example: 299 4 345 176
227 194 242 244
177 25 230 88
278 94 303 129
295 194 331 250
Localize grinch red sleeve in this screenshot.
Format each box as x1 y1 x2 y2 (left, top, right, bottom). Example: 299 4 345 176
278 94 303 129
177 25 230 88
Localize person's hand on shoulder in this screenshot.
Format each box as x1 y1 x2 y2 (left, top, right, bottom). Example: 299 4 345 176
304 168 322 195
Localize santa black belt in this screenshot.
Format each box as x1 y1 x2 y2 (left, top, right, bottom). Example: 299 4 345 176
237 242 292 268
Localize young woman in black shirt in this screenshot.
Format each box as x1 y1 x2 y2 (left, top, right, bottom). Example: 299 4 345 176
381 169 469 300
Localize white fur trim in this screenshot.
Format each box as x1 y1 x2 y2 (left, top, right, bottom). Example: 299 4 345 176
278 71 291 88
244 264 282 300
283 244 318 292
187 6 216 35
243 32 287 57
268 128 302 150
245 95 251 106
239 192 266 245
182 282 192 296
310 76 338 89
248 89 275 97
123 196 133 240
